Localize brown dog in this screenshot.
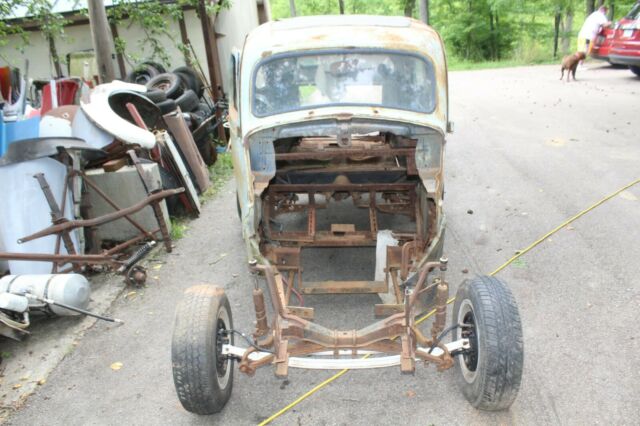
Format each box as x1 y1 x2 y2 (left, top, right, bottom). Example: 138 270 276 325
560 52 586 82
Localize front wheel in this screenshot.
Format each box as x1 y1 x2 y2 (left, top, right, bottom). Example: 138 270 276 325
172 285 234 414
453 276 523 411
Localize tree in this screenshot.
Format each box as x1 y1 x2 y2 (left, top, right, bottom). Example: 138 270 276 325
403 0 415 17
0 0 68 73
418 0 429 24
88 0 116 83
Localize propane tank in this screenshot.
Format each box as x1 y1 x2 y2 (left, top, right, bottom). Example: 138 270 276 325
0 274 90 316
0 292 29 313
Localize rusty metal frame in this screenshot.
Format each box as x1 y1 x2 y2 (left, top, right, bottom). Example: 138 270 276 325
237 259 454 377
263 183 420 247
0 159 184 282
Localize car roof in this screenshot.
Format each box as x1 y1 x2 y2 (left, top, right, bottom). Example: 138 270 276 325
244 15 445 59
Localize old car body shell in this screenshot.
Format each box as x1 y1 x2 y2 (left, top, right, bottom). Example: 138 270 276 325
230 16 449 265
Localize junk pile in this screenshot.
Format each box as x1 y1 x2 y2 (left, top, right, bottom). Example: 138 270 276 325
127 62 225 166
0 63 225 341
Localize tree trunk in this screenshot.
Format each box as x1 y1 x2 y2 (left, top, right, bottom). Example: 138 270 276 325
609 0 615 19
419 0 429 24
404 0 415 18
289 0 297 17
87 0 116 83
47 34 63 78
338 0 345 14
495 12 501 60
586 0 596 15
489 12 496 60
553 12 561 59
561 9 574 55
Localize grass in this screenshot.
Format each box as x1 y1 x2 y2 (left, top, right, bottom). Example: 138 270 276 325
170 217 189 240
202 151 234 201
167 150 234 241
448 57 557 71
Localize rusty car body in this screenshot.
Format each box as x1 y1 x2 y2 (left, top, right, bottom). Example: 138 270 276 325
171 15 524 415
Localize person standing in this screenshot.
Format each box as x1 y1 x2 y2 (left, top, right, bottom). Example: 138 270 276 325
577 6 611 68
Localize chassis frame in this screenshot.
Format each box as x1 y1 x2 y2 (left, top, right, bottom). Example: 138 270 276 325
235 259 460 378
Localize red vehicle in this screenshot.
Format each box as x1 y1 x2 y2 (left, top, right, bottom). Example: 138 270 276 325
609 2 640 76
591 26 616 62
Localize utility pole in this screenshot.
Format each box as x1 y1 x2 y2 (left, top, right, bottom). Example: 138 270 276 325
87 0 116 83
419 0 429 25
289 0 297 17
338 0 345 14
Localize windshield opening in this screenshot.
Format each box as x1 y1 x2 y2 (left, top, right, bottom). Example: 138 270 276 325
252 50 436 117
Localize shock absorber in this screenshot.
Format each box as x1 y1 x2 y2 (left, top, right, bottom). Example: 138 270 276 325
253 288 269 338
117 241 156 274
431 257 449 340
250 260 269 338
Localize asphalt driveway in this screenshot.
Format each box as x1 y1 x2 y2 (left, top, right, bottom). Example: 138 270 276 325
6 63 640 425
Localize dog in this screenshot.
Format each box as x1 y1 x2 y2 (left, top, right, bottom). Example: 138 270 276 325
560 52 586 82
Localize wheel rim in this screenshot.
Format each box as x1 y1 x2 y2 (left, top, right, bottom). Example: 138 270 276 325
215 306 232 389
154 80 171 91
457 299 480 383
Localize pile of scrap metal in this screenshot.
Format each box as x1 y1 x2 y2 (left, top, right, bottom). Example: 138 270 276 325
0 65 215 341
127 62 226 166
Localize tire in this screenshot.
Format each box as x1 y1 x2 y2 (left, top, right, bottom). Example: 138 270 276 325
158 165 181 215
195 136 217 166
157 99 177 115
172 285 234 415
144 89 167 103
188 112 204 128
176 89 200 112
197 102 212 116
630 66 640 77
146 73 184 99
453 276 523 411
143 61 166 74
125 63 162 85
174 66 204 98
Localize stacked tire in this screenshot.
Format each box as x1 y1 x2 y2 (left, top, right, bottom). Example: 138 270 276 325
131 64 218 166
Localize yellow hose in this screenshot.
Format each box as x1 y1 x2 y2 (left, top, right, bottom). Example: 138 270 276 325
258 177 640 426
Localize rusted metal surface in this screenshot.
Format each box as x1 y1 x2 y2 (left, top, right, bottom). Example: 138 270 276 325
235 262 454 376
18 189 183 243
301 280 387 294
1 156 182 284
127 150 174 253
0 252 119 265
227 16 454 376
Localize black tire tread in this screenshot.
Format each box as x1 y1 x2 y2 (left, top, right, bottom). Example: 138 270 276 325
453 275 523 411
172 285 233 414
147 72 184 99
144 88 167 103
174 66 204 98
176 89 200 112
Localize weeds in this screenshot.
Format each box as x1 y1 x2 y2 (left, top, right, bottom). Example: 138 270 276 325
170 217 189 240
201 152 234 202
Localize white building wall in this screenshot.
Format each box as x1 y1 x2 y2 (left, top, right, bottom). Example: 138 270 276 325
215 0 260 91
0 0 263 94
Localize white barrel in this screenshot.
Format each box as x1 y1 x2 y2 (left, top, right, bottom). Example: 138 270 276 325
0 157 79 274
0 274 90 316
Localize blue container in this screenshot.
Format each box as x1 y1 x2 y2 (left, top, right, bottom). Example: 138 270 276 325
0 116 40 157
